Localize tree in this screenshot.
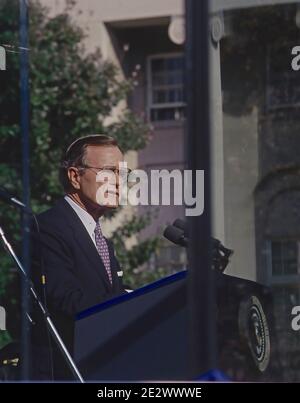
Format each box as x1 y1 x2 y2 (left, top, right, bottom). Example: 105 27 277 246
0 0 159 347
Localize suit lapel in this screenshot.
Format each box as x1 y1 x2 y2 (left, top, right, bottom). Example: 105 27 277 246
56 198 112 289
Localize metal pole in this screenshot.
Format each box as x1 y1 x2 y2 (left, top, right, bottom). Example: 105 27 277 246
0 225 84 383
185 0 217 377
19 0 30 380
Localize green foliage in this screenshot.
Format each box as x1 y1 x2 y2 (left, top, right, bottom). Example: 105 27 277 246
112 212 161 288
0 0 159 347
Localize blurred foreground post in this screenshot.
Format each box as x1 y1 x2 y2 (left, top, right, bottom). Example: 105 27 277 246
20 0 30 380
185 0 217 377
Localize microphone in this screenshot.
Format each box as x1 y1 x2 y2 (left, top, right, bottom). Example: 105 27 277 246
164 218 234 272
0 187 32 214
163 225 188 247
173 218 188 235
173 218 232 256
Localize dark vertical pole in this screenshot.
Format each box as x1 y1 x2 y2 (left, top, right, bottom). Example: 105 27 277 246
20 0 30 380
185 0 217 377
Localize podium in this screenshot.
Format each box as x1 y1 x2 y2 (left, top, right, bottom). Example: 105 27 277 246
74 270 275 381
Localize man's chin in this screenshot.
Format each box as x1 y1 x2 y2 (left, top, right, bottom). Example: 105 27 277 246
102 203 119 209
95 198 119 209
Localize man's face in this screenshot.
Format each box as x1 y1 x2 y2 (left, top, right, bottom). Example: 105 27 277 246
68 145 124 209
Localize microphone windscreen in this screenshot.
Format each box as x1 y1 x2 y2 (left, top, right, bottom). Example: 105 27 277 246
173 218 188 236
163 225 187 247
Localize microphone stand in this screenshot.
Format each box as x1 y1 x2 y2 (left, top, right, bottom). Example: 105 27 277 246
0 224 84 383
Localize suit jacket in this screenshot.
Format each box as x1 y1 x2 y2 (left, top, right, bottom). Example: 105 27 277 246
30 197 125 379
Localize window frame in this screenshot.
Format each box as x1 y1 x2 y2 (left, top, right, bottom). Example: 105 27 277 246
146 52 186 122
267 238 300 285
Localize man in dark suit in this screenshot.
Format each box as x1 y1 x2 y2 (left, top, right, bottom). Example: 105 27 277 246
31 134 127 380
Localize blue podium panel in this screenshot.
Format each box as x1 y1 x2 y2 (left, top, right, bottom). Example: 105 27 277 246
74 271 275 381
74 272 188 380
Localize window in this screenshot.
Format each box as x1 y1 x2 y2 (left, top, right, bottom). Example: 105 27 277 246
271 240 300 277
269 240 300 365
147 54 185 122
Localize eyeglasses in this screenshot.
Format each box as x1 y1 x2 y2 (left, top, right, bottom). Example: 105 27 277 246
78 165 132 177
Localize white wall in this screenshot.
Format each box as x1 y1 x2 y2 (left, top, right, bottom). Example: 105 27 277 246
222 109 259 281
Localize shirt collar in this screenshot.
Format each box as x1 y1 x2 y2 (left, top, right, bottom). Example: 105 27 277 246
64 195 98 236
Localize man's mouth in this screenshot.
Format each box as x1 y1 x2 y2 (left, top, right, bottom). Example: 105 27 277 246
106 190 119 197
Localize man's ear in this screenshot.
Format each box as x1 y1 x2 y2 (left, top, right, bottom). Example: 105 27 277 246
68 167 81 190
